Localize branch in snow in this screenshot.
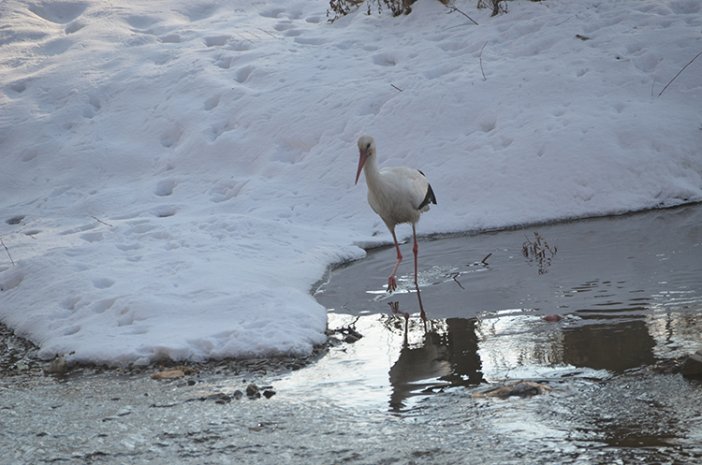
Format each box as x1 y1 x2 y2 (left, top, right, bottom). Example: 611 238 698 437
0 238 14 266
479 41 488 81
446 5 479 25
658 49 702 98
91 216 114 228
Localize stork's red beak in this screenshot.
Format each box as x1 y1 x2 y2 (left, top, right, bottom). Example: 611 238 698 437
355 149 367 185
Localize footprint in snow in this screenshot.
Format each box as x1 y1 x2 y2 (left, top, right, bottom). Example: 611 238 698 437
83 94 101 119
80 231 103 242
39 38 73 56
372 52 398 67
204 35 230 47
226 39 254 52
274 21 294 32
159 34 182 44
62 325 81 336
61 296 81 310
479 117 497 133
204 94 220 110
92 298 116 313
176 4 219 22
155 179 176 196
6 215 25 225
123 14 159 30
0 270 24 292
160 126 183 148
283 29 303 38
151 205 177 218
294 36 327 46
208 120 237 141
28 2 87 24
214 55 234 69
7 80 28 95
92 278 115 289
209 180 246 203
260 8 285 19
65 21 85 34
235 65 255 84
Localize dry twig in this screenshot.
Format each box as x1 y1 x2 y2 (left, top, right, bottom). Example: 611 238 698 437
522 232 557 274
479 42 488 81
91 216 114 227
451 272 465 289
328 315 363 342
446 5 479 25
0 238 14 266
658 49 702 97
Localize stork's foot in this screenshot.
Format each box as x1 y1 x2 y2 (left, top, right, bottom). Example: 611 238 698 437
387 275 398 293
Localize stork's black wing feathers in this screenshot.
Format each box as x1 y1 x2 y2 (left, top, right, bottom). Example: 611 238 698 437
417 169 437 210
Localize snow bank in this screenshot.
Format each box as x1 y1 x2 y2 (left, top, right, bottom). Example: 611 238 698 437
1 0 700 364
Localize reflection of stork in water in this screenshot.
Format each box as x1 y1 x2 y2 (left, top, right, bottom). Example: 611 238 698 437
386 309 485 410
388 330 451 411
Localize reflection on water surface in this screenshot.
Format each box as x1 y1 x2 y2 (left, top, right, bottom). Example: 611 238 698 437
311 206 702 417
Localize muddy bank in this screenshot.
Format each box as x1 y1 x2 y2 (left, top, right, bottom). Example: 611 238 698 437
3 339 702 465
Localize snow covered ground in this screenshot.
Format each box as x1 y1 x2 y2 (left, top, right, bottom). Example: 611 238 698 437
0 0 700 365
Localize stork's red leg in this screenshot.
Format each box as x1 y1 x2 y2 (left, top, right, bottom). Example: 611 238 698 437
412 224 428 327
412 224 419 287
388 228 402 292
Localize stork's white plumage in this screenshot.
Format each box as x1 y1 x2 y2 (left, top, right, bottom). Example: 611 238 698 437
355 135 436 322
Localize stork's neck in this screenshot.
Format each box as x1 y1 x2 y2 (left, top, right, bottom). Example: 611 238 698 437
363 153 382 189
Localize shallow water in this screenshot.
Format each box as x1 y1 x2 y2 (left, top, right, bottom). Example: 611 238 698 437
3 205 702 464
318 204 701 324
307 205 702 408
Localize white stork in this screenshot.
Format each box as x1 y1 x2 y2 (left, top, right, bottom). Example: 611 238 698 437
354 135 436 322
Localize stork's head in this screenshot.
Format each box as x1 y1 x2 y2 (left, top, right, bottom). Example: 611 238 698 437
355 135 376 185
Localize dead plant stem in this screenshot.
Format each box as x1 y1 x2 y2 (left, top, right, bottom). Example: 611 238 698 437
0 238 14 266
658 49 702 97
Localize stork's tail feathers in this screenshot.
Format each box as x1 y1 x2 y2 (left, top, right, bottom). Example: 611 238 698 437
418 183 437 211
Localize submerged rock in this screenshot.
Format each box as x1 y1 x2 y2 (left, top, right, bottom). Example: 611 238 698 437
246 383 261 399
681 350 702 379
473 381 552 399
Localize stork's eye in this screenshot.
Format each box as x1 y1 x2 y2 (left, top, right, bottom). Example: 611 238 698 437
366 143 371 150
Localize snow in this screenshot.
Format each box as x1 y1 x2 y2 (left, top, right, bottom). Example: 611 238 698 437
0 0 700 365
